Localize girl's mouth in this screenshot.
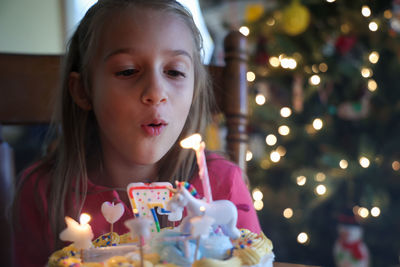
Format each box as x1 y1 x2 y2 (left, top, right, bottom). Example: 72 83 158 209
141 120 167 136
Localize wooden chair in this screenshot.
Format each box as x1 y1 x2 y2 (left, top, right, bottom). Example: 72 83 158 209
0 30 249 264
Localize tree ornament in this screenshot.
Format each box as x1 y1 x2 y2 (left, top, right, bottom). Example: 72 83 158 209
335 35 357 55
390 0 400 33
333 209 369 267
245 3 265 23
281 0 310 36
336 92 371 120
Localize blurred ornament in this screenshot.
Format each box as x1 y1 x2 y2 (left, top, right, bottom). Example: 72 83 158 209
390 0 400 33
333 208 369 267
336 92 371 120
292 74 304 112
335 35 357 55
255 36 270 65
245 3 265 23
281 0 310 36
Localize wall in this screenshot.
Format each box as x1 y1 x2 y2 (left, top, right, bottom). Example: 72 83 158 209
0 0 64 54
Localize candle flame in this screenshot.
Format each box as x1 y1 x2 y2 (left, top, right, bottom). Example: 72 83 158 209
199 206 206 212
180 134 202 150
80 213 91 225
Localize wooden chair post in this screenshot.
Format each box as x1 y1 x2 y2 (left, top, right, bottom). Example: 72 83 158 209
222 31 248 172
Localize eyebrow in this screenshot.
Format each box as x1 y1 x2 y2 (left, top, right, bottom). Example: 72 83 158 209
104 48 193 62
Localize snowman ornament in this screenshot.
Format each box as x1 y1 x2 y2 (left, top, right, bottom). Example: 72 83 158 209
333 211 369 267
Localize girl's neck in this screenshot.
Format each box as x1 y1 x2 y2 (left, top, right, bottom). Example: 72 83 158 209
90 157 159 190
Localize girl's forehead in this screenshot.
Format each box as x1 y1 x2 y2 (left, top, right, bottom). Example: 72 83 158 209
94 7 195 57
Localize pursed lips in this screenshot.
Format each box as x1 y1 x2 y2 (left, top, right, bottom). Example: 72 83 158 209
141 119 168 136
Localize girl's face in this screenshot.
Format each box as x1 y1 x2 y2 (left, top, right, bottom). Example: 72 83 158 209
89 8 195 169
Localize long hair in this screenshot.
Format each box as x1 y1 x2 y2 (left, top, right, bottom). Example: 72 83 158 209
14 0 215 250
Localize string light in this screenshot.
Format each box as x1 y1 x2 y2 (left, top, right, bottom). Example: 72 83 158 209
266 18 276 26
371 207 381 217
359 156 370 168
247 71 256 82
361 5 371 17
315 184 327 195
315 172 326 182
281 57 297 69
312 118 323 130
341 23 350 34
311 64 319 73
266 134 277 146
280 107 292 117
319 63 328 72
296 175 307 186
358 207 369 218
276 146 287 156
270 151 281 162
297 232 309 244
254 200 264 211
283 208 293 219
252 188 264 201
309 75 321 85
384 10 393 19
260 159 271 169
368 51 379 64
361 67 373 78
392 160 400 171
339 159 348 169
269 56 280 67
367 79 378 92
369 21 378 32
246 150 253 161
255 94 266 105
278 125 290 136
239 26 250 36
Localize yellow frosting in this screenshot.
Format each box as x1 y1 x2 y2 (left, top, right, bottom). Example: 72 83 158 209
231 229 273 266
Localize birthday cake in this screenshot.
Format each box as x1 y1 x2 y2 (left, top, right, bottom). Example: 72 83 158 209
48 182 274 267
48 134 274 267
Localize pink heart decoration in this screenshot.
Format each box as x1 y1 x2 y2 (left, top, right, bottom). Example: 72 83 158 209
101 202 125 224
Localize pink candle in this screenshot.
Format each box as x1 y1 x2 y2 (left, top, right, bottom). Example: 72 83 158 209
180 134 213 203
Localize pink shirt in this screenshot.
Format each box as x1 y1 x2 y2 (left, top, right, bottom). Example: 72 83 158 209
14 152 261 267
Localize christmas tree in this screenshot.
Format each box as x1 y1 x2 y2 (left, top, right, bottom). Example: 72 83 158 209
241 0 400 265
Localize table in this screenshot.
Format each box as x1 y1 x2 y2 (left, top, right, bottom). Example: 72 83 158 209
274 263 320 267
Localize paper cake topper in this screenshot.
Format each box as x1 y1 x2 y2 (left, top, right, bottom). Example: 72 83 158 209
127 182 182 233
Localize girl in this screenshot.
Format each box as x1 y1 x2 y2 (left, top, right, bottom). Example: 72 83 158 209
13 0 261 266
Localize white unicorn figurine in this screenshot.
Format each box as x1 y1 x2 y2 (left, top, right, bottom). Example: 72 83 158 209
167 181 240 239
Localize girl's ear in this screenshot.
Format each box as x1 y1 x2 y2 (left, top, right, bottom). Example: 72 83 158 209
68 72 92 110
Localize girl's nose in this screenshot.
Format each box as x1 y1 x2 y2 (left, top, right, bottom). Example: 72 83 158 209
140 72 168 105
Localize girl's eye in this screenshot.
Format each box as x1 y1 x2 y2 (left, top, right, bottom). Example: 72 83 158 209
115 69 137 77
166 70 186 78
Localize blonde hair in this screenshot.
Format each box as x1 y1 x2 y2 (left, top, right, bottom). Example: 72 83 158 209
15 0 215 249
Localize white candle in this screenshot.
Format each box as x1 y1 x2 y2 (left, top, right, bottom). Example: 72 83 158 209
180 134 213 203
60 213 94 250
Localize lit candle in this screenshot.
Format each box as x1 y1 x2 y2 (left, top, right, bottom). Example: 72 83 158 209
59 213 94 250
180 134 212 203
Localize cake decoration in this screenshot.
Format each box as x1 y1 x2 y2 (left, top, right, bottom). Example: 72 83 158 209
101 201 125 235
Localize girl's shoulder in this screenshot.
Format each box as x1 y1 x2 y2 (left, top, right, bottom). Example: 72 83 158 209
205 151 242 174
17 161 52 194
